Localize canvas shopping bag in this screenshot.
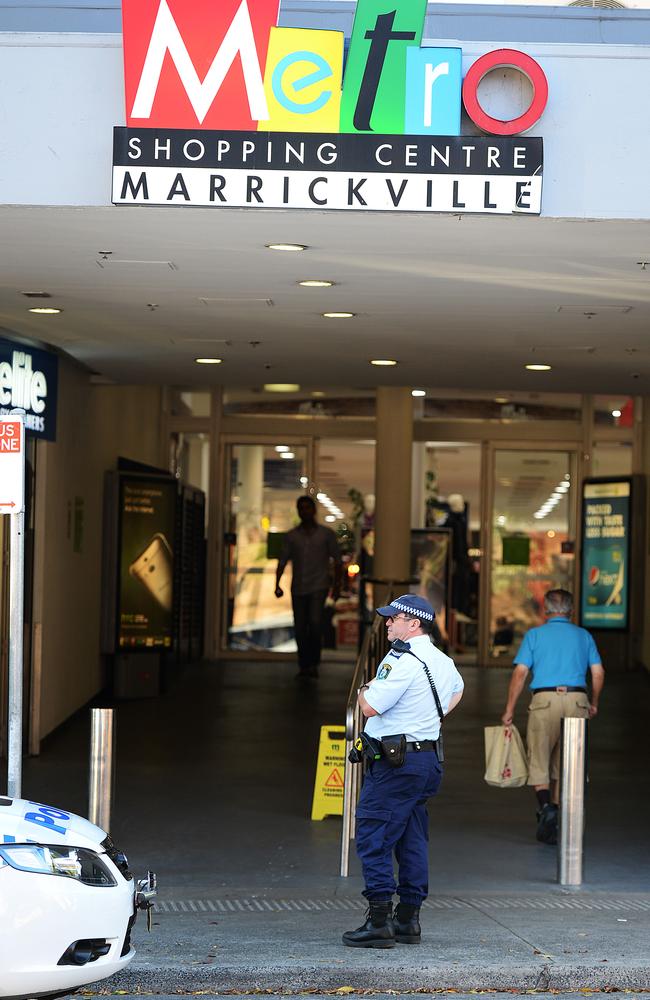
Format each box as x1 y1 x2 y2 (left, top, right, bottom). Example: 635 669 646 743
484 724 528 788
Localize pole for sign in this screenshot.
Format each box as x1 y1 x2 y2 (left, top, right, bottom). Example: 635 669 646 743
7 510 24 798
4 413 26 800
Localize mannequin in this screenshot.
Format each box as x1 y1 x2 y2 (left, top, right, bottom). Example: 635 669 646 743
446 493 470 616
360 493 375 572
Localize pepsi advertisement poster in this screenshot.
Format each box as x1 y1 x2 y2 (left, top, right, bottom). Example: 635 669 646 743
580 479 631 630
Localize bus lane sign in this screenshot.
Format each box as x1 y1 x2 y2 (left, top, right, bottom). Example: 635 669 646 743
0 416 25 514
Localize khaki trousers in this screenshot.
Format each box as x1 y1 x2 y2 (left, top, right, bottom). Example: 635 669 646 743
526 690 590 786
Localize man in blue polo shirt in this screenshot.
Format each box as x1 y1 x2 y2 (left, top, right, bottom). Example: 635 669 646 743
501 588 604 845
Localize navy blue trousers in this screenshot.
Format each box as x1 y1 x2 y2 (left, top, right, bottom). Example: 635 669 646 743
355 752 442 904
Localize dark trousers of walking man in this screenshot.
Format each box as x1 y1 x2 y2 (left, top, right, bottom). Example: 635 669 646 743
292 589 327 677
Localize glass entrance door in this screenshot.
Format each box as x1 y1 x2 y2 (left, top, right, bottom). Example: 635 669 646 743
487 448 578 662
223 441 311 653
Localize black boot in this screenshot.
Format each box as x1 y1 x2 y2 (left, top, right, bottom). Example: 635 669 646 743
536 802 559 845
342 901 395 948
394 902 421 944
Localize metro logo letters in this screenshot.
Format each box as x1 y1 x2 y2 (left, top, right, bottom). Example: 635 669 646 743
115 0 546 214
122 0 548 137
124 0 280 130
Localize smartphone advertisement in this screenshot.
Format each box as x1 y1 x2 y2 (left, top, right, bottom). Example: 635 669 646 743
118 475 177 649
580 479 631 630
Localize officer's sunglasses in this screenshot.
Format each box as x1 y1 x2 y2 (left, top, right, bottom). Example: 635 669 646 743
386 613 415 624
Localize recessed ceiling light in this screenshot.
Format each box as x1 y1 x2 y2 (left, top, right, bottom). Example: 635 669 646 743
28 307 62 315
525 364 552 371
195 357 222 364
275 445 289 453
325 514 336 522
494 397 509 403
322 311 355 319
263 383 300 392
612 408 622 417
370 359 398 366
266 243 307 252
299 280 334 288
312 391 326 397
281 452 295 460
412 389 426 397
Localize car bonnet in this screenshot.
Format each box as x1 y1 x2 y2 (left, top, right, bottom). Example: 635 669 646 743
0 796 107 850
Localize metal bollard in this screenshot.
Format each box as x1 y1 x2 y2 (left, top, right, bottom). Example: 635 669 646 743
558 716 588 886
88 708 115 832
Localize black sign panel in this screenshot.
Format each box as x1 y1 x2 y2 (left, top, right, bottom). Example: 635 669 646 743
0 336 58 441
112 127 543 215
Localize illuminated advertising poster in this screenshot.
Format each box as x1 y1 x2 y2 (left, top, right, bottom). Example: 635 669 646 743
580 479 630 630
0 336 58 441
113 0 547 215
118 476 177 649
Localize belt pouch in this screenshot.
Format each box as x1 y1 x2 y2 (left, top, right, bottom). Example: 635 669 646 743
381 733 407 768
349 733 382 764
348 737 364 764
435 734 445 763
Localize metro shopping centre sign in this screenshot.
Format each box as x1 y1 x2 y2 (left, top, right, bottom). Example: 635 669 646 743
112 0 547 215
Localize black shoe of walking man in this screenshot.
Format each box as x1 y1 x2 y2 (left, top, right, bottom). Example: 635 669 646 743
536 802 559 845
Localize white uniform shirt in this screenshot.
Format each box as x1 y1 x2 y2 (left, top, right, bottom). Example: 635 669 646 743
363 634 464 742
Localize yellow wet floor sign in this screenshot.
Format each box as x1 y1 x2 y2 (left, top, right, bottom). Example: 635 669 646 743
311 725 346 821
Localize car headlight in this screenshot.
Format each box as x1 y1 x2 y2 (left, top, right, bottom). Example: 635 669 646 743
0 844 117 886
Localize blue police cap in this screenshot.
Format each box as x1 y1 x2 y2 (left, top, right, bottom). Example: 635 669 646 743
376 594 435 622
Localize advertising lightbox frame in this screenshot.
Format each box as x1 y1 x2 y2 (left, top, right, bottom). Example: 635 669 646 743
102 470 179 655
579 476 633 632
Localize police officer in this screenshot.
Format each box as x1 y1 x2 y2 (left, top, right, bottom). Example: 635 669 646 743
343 595 464 949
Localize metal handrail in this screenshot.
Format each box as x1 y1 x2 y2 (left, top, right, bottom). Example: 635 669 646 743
340 580 416 876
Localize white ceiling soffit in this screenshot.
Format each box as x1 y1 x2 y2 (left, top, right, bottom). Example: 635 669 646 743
1 205 649 392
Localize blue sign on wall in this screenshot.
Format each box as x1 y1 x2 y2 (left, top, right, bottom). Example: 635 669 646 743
580 478 631 630
0 336 58 441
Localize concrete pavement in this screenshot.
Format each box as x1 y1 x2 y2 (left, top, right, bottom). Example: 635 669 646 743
109 888 650 993
18 659 650 995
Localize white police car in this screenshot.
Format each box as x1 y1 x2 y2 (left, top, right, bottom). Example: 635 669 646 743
0 795 156 999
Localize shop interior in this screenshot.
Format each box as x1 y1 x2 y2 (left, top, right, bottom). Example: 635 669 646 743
164 386 636 668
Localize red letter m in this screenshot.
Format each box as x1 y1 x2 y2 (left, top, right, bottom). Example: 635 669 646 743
122 0 280 130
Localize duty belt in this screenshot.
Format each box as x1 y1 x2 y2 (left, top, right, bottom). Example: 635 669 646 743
532 686 587 694
406 740 437 752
